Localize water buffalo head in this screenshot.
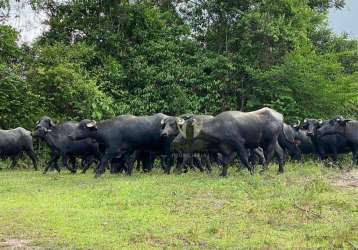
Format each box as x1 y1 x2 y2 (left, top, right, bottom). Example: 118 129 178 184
32 116 55 139
302 118 323 137
317 117 351 137
160 116 187 139
69 119 97 141
177 117 203 140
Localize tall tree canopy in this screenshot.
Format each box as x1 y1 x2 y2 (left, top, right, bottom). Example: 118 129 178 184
0 0 356 128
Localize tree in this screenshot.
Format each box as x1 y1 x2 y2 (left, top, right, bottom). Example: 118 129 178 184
26 42 115 121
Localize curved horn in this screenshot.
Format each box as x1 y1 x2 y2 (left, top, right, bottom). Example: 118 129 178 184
177 118 185 126
86 121 97 129
193 118 203 138
318 119 323 125
49 119 55 127
176 118 186 138
304 118 307 123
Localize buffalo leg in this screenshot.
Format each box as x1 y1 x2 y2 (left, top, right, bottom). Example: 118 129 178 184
44 152 60 174
219 152 237 177
193 154 205 172
147 153 156 172
25 150 38 171
124 151 136 175
95 151 118 178
110 157 126 174
69 156 77 173
274 142 285 174
315 145 327 161
163 154 174 174
82 156 94 174
138 152 155 172
53 161 61 173
236 145 254 174
142 153 155 173
327 144 338 162
202 154 212 173
61 154 76 174
263 142 276 171
135 159 141 171
353 145 358 165
9 156 18 169
176 153 188 174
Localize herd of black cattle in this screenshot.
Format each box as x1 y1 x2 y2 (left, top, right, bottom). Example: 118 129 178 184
0 108 357 177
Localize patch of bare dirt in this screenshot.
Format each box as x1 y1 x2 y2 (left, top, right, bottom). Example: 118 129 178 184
329 169 358 188
0 239 39 250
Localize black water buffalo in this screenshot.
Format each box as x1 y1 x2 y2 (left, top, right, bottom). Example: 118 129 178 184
0 128 37 170
160 114 214 173
317 117 358 164
302 118 350 161
33 116 101 174
171 108 285 176
69 113 169 177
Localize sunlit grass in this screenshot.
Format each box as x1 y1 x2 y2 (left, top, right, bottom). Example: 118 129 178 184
0 162 357 249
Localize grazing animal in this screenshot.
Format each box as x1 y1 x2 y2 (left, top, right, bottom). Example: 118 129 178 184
33 116 101 174
69 113 169 177
0 127 37 170
170 108 285 176
317 117 358 164
302 119 350 161
160 114 214 174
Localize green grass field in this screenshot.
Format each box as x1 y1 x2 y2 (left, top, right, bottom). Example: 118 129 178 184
0 162 357 249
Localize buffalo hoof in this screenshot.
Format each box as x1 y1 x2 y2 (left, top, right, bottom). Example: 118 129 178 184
219 173 227 177
42 171 47 175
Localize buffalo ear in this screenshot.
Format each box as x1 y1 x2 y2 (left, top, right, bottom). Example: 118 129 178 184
86 121 98 130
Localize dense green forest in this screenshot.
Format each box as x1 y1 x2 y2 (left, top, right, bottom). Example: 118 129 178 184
0 0 357 129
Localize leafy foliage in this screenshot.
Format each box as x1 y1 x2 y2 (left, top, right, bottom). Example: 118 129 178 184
0 0 356 128
26 43 115 121
0 26 39 129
